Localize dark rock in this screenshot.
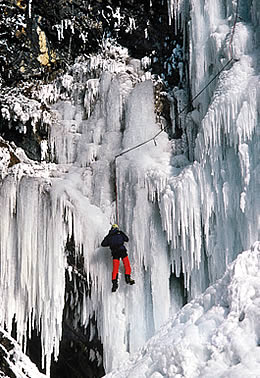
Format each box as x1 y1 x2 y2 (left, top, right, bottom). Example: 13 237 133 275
0 117 45 161
0 331 24 377
0 0 184 87
0 140 21 166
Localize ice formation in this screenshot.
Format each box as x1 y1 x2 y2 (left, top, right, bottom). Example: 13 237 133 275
0 0 259 376
106 242 260 378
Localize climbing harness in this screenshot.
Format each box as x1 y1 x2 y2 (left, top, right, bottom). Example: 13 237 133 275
114 1 240 225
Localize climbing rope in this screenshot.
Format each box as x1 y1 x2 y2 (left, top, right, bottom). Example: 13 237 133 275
114 158 120 225
114 0 239 225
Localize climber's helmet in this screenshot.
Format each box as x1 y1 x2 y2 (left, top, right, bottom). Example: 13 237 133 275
111 224 119 230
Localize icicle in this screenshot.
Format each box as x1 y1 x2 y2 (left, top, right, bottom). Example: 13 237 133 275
167 0 186 31
84 79 100 119
28 0 32 18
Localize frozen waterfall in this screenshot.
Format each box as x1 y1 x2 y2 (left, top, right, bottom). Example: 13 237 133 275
106 242 260 377
0 0 259 375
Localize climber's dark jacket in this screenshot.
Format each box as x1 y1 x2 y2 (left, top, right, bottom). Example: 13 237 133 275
101 228 129 259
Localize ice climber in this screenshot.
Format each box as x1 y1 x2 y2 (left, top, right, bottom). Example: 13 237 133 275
101 224 135 292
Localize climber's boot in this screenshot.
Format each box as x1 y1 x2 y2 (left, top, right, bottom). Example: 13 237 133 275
112 279 118 292
125 274 135 285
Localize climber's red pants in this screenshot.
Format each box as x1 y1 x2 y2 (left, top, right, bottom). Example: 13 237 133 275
112 256 131 280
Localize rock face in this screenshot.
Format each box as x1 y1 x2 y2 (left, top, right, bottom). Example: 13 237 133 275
0 0 183 87
0 328 45 377
1 0 103 84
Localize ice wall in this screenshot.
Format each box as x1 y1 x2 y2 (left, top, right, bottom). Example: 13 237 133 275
105 0 259 368
106 242 260 378
148 0 259 297
0 0 259 375
0 49 163 373
0 168 65 372
0 153 108 373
